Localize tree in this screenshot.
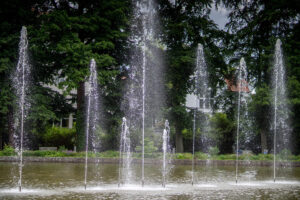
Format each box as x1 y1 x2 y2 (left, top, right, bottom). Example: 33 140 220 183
209 113 234 154
218 0 300 153
29 0 130 151
157 0 228 152
0 0 41 148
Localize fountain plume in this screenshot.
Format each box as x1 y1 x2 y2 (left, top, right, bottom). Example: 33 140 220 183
162 120 171 187
84 59 100 190
235 57 254 184
122 0 165 187
272 39 291 182
190 44 211 185
118 117 132 187
13 26 31 192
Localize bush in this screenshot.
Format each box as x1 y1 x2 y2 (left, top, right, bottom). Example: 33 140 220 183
98 150 119 158
215 154 236 160
135 138 158 154
58 146 67 151
175 153 193 159
43 126 76 150
0 145 16 156
208 146 220 156
195 152 208 160
278 149 292 161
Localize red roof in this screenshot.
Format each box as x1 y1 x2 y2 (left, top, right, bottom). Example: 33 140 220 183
225 78 250 93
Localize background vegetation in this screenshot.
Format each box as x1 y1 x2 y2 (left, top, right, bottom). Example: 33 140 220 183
0 0 300 155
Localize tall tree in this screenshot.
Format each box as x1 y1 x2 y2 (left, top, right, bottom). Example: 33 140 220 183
157 0 228 152
0 0 41 148
218 0 300 153
30 0 130 150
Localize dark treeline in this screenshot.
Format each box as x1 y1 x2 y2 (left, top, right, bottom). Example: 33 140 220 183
0 0 300 154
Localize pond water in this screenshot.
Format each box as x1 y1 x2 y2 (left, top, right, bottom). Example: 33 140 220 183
0 162 300 199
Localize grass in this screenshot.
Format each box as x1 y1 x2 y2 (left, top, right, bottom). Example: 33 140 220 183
1 146 300 161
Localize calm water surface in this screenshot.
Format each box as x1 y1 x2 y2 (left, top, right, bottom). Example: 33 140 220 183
0 162 300 199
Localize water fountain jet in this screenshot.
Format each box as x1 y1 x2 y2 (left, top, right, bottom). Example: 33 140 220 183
123 0 165 187
84 59 99 190
272 39 291 182
162 120 170 188
118 117 132 187
235 57 248 184
187 43 211 185
13 26 31 192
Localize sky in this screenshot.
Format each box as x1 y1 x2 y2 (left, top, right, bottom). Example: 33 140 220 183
209 3 230 30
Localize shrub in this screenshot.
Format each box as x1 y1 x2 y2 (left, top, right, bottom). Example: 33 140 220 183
278 149 292 161
99 150 119 158
195 152 208 160
0 145 16 156
208 146 220 156
43 126 76 150
175 153 193 159
216 154 236 160
135 138 158 154
58 146 67 151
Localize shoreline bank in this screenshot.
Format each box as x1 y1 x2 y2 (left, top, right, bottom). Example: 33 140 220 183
1 156 299 167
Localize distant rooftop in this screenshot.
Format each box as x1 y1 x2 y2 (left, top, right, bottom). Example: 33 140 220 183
225 78 250 93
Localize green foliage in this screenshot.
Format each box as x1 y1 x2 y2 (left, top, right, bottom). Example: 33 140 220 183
23 150 67 157
195 152 209 160
97 126 118 151
215 154 236 160
1 148 300 162
135 138 158 155
158 0 228 152
218 0 300 154
0 145 16 156
0 0 300 155
175 153 193 160
98 150 119 158
58 146 67 152
278 149 292 161
209 113 235 154
26 0 130 151
208 146 220 156
43 126 76 150
182 128 192 140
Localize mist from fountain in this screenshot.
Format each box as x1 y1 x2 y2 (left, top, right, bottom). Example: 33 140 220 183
123 0 165 187
235 58 254 183
191 44 212 185
118 117 132 187
162 120 171 188
272 39 291 182
12 26 31 192
84 59 100 190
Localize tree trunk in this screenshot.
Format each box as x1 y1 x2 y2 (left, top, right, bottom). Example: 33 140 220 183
0 130 2 150
76 81 85 151
7 105 14 147
261 128 268 153
175 123 184 152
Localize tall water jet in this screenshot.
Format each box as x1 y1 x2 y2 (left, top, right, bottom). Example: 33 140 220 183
84 59 100 190
13 26 31 192
186 44 212 185
118 117 132 187
191 109 196 186
272 39 291 182
123 0 165 187
195 44 213 181
162 120 170 188
235 58 252 184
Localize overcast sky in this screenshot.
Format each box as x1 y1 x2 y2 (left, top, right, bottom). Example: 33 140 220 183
209 4 230 30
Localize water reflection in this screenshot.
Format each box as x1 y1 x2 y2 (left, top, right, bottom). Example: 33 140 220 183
0 162 299 199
